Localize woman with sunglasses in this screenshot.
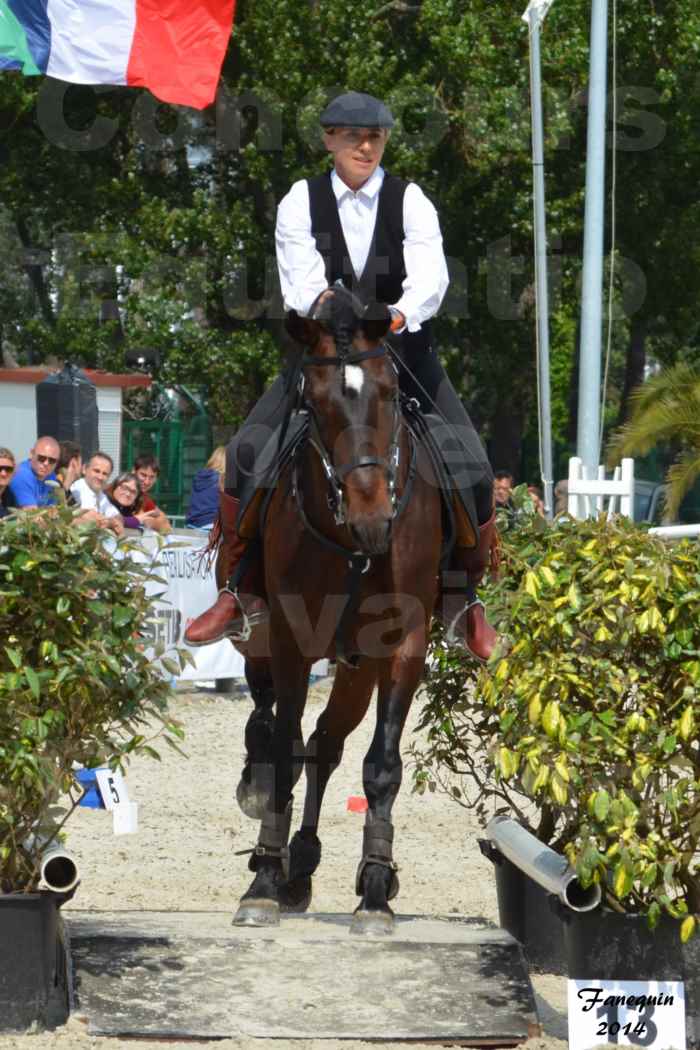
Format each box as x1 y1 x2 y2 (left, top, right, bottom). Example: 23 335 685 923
105 472 146 531
0 448 17 519
7 436 59 509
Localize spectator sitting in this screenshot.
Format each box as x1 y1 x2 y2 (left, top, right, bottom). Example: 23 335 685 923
71 452 123 535
105 473 147 531
494 470 515 509
56 440 83 504
134 454 171 533
527 484 546 518
186 446 226 529
0 447 17 519
9 436 60 509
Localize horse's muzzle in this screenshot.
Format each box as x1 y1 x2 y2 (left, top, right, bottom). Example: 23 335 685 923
349 518 392 556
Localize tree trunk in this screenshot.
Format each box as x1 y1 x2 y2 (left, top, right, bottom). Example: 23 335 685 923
616 316 647 426
487 393 526 477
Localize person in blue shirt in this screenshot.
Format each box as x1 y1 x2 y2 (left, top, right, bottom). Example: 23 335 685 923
9 436 60 508
186 447 225 530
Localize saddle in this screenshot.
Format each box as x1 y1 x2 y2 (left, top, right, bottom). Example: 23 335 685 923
235 401 478 554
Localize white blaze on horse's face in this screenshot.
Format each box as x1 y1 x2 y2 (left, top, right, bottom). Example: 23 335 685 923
344 365 364 395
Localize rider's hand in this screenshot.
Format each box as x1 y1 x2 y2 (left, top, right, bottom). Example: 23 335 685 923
389 307 406 333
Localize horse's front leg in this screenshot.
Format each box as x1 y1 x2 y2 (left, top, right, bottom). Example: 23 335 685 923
352 630 427 937
233 641 310 927
278 659 377 913
236 656 276 821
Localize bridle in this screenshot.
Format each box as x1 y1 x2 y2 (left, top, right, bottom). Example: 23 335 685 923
298 341 403 528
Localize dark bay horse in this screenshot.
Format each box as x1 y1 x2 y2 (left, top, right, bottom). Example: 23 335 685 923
231 288 443 935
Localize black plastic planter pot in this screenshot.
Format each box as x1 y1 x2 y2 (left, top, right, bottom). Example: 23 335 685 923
483 845 568 976
564 909 700 1049
0 892 70 1032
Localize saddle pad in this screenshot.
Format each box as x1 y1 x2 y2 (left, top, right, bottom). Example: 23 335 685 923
237 411 309 538
406 408 479 545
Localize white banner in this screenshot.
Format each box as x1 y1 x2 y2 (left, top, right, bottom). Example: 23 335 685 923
135 530 246 681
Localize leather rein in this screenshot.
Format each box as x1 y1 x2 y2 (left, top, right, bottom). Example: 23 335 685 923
289 340 418 667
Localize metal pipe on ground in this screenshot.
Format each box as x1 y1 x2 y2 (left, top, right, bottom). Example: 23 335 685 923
39 844 80 893
485 815 601 913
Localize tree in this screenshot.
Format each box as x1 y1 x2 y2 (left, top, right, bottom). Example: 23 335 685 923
608 361 700 519
1 0 699 467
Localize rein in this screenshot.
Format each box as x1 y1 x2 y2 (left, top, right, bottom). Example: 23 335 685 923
291 339 417 667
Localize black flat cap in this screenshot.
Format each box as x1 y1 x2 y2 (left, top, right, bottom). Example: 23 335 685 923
320 92 394 130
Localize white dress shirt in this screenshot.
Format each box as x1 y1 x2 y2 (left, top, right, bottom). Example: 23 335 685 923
70 478 120 518
275 166 449 333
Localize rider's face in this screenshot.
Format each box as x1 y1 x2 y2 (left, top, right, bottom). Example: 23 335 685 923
323 127 389 192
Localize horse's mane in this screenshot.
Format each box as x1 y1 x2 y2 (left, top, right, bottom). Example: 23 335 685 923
311 284 390 357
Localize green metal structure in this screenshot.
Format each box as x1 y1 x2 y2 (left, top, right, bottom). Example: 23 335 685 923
122 387 212 518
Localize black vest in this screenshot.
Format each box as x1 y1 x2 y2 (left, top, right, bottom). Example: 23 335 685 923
307 171 431 352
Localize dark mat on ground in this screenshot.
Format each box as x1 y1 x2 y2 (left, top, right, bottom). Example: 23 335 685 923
67 910 540 1043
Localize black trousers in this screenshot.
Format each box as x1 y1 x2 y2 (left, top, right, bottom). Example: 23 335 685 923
226 336 494 527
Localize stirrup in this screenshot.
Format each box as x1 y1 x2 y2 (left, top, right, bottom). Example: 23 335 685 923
444 597 482 646
224 588 267 643
445 598 490 664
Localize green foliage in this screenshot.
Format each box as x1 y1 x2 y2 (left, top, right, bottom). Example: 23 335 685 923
2 0 699 450
0 502 188 892
609 362 700 519
417 508 700 931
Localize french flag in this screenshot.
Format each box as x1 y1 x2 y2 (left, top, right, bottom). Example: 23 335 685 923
0 0 236 110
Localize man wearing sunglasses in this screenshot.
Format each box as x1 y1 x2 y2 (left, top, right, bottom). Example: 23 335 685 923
9 436 60 509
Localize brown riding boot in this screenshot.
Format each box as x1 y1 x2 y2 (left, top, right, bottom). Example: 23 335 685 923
185 493 268 647
438 509 499 662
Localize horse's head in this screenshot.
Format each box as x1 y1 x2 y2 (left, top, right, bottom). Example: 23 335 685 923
286 286 397 555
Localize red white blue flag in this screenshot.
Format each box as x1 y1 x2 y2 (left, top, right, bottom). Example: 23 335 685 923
0 0 236 109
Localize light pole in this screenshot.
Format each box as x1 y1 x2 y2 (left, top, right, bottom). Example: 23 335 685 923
576 0 609 479
522 0 555 518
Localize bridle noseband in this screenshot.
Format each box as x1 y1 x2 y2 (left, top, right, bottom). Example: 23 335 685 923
300 341 402 527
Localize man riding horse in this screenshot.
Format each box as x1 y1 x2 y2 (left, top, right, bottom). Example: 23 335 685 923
185 91 497 660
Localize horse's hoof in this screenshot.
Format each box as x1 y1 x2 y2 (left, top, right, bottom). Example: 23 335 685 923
235 778 268 821
350 909 395 937
232 897 280 927
278 876 312 913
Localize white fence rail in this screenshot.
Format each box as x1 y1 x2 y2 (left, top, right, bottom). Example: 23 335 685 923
567 456 635 520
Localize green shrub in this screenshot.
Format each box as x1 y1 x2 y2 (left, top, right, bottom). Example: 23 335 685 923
416 506 700 938
0 503 187 892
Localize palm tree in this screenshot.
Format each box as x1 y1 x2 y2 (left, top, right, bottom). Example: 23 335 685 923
607 363 700 521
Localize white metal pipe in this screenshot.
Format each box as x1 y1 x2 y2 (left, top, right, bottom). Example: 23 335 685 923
39 843 80 893
649 524 700 540
486 815 601 912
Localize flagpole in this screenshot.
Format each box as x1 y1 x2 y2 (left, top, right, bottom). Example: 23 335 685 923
522 0 555 519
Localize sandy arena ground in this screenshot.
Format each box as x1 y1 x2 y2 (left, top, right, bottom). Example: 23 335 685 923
0 679 568 1050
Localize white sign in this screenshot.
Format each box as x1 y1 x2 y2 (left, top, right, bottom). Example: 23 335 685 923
95 768 129 811
113 802 138 835
136 532 246 681
568 979 686 1050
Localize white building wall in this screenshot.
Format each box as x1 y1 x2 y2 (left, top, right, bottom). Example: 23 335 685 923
0 383 37 460
96 387 123 476
0 381 123 476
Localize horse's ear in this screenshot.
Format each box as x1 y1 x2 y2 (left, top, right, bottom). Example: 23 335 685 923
361 301 392 342
285 309 320 347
